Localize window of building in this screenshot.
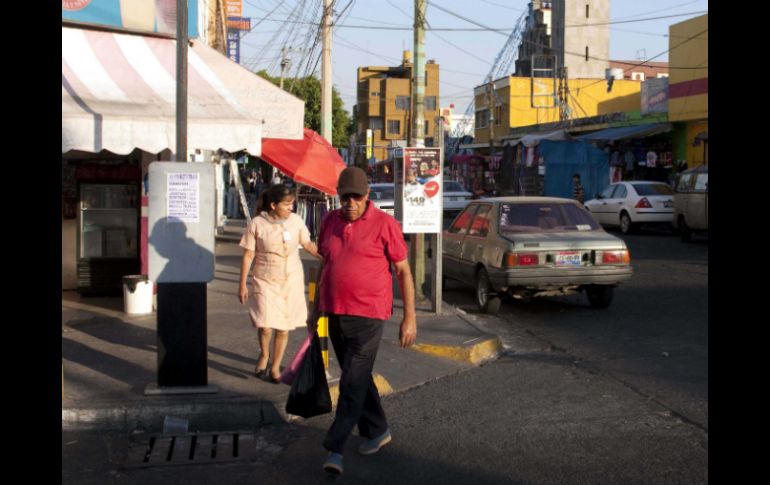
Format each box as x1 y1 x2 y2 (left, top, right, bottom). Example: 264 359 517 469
585 46 589 61
631 72 645 81
425 96 437 111
370 92 381 97
396 96 410 110
656 73 669 78
494 106 503 126
426 137 434 147
586 4 589 18
370 117 383 131
475 109 489 129
387 120 401 135
425 120 430 135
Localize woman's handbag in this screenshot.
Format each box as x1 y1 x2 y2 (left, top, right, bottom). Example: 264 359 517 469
279 330 313 385
285 330 332 418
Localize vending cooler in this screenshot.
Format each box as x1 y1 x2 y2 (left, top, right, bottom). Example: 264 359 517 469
77 182 140 295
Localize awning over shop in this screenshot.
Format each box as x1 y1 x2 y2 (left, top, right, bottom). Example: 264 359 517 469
518 129 571 147
62 26 304 156
575 123 673 143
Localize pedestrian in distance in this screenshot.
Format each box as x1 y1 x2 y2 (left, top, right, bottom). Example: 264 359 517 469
317 166 417 475
238 184 321 383
572 173 585 205
226 179 239 218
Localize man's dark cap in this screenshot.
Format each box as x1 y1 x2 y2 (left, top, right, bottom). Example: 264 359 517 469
337 166 369 196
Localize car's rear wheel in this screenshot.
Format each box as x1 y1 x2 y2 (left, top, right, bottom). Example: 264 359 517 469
679 216 692 242
619 212 634 234
475 268 501 314
586 285 614 309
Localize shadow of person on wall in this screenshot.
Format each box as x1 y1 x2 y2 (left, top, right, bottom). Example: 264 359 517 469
150 217 215 283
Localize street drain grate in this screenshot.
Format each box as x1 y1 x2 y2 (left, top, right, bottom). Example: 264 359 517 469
124 432 260 468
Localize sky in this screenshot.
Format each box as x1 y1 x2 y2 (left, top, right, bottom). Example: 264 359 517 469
236 0 708 116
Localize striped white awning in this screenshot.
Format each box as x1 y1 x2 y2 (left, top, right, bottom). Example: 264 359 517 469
62 26 305 156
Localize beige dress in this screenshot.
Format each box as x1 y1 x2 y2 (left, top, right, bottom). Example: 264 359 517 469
239 212 310 330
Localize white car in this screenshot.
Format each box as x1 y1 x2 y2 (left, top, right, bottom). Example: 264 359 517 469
584 181 675 234
442 180 474 211
369 183 395 215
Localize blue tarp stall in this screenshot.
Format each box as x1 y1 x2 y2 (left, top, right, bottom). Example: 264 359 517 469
540 140 609 200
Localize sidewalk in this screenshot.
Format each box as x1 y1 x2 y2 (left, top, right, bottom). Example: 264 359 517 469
62 218 502 432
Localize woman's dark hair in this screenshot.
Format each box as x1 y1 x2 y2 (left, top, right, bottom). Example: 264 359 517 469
256 184 294 213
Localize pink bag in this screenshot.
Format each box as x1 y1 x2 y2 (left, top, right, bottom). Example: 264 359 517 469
279 330 313 385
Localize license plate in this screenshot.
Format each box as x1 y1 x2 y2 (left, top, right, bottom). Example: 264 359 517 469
663 201 673 208
555 252 582 266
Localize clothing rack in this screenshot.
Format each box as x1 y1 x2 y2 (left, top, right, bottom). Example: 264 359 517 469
295 186 338 241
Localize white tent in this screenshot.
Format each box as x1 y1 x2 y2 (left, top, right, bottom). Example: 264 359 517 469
62 26 304 156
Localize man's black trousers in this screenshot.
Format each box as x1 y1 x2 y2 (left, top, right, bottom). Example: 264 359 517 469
322 314 388 454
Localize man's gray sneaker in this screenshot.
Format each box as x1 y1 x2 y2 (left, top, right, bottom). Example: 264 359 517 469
358 430 392 455
323 452 343 475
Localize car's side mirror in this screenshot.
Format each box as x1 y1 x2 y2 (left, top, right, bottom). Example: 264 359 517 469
595 194 602 199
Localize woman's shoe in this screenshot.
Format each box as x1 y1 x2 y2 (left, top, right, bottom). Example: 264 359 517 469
254 367 268 379
269 371 281 384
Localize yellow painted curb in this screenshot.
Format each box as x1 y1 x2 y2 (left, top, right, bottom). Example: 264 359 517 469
411 336 503 365
328 373 393 408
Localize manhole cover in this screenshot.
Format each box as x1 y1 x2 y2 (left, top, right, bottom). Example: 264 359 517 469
124 432 260 468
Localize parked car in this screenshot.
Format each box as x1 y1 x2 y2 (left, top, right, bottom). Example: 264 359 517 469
442 180 474 211
369 183 395 215
443 197 633 313
672 164 708 242
584 181 675 234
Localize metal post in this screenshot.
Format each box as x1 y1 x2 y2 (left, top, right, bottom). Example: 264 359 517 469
430 116 444 314
176 0 188 162
411 0 427 302
321 0 333 143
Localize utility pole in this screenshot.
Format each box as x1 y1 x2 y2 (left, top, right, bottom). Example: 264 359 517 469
411 0 427 302
321 0 333 143
487 80 495 171
176 0 188 162
279 46 290 90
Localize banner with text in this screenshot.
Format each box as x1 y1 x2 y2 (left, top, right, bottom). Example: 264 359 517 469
402 147 442 233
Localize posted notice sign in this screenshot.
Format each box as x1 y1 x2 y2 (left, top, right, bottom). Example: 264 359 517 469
167 172 200 223
402 147 442 233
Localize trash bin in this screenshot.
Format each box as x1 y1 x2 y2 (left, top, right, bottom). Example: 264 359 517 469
123 275 153 315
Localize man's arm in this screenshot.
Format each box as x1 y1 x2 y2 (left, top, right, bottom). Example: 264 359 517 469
393 259 417 348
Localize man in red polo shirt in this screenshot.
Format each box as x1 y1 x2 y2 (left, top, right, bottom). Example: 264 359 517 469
318 166 417 475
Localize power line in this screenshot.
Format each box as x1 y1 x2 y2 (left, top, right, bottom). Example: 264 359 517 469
580 27 708 91
565 10 707 28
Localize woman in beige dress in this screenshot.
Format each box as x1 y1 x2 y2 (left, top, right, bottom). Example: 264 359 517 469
239 184 320 383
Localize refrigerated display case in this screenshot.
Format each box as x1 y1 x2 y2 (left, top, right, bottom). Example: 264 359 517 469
77 182 140 295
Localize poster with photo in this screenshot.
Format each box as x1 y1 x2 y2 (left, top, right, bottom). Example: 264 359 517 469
402 147 442 233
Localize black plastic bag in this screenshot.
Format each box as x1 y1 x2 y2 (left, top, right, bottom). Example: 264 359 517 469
285 331 332 418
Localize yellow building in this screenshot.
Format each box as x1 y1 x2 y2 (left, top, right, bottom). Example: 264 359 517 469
668 14 708 167
473 75 642 146
355 51 440 165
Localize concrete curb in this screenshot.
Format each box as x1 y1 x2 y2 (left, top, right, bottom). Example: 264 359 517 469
410 336 503 365
327 373 393 409
62 373 397 432
62 399 285 432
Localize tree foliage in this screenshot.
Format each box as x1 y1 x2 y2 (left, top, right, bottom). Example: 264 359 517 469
255 70 352 148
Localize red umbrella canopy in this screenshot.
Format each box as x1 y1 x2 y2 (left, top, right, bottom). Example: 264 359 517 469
260 128 346 195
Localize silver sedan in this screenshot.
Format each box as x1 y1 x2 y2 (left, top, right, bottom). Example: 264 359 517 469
443 197 633 313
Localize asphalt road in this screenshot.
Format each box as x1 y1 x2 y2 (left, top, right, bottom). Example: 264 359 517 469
63 229 708 484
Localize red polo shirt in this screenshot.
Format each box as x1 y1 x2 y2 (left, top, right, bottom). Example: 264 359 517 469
318 202 408 320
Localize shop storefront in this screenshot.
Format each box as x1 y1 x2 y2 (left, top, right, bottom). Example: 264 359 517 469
62 25 304 293
575 123 676 186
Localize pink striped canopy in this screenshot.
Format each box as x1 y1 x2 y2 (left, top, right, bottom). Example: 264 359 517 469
62 26 304 156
